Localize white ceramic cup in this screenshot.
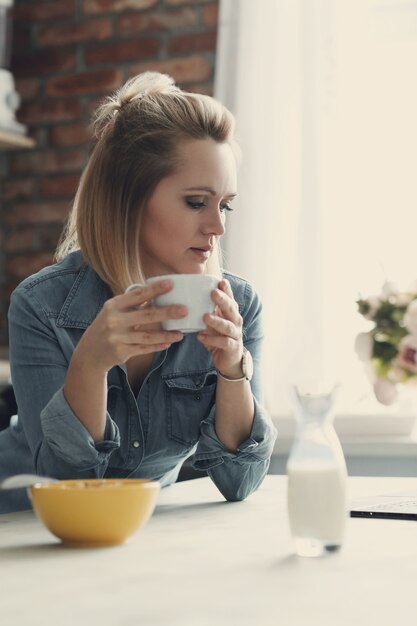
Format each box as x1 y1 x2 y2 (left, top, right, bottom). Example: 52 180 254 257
126 274 219 333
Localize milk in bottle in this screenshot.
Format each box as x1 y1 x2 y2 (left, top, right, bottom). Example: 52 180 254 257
287 385 348 557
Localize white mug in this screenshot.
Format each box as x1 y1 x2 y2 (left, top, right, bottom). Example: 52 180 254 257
126 274 219 333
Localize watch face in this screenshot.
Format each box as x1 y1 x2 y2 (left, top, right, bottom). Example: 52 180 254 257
243 348 254 381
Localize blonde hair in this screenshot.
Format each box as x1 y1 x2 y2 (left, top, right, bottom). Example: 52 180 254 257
56 72 237 294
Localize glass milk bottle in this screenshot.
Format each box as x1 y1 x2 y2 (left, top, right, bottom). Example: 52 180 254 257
287 384 348 557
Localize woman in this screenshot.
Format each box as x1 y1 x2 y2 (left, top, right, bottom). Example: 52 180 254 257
0 72 277 513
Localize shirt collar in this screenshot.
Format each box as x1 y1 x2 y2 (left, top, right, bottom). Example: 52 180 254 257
56 252 112 329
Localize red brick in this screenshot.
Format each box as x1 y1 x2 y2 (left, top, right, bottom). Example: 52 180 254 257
40 173 80 197
49 123 92 147
37 18 113 47
15 78 41 101
86 96 107 119
167 31 217 55
202 3 219 26
83 0 158 14
12 48 77 78
10 150 84 175
6 253 56 279
2 282 19 303
5 230 37 253
116 7 198 35
13 0 76 22
46 69 123 97
85 38 161 66
130 55 211 84
185 82 213 96
31 127 46 148
2 178 36 201
18 100 82 125
6 202 71 226
39 225 67 252
12 23 31 50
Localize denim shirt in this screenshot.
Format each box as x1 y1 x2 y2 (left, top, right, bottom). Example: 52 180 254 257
0 251 277 513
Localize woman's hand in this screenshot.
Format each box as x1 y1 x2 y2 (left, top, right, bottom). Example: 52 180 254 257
73 279 187 373
197 279 244 378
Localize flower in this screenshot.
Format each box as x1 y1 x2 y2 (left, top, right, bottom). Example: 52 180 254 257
373 379 398 406
357 295 381 320
354 332 373 362
403 299 417 334
356 283 417 405
397 335 417 374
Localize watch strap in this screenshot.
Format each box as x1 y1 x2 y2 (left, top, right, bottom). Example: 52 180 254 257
216 370 247 382
216 348 250 382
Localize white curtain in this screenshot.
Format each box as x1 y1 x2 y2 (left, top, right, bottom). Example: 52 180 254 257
215 0 417 417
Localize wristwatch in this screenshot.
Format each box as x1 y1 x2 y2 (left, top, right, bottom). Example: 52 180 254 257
216 347 254 382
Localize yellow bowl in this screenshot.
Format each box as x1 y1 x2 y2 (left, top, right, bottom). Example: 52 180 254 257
30 478 160 547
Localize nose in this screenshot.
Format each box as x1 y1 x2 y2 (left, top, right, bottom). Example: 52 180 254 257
201 205 226 237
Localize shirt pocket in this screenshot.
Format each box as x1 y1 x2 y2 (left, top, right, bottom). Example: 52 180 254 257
163 370 217 447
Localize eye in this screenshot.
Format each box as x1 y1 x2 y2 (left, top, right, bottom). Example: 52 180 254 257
220 202 234 213
186 197 207 210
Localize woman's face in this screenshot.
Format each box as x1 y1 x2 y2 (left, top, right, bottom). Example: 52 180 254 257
139 138 237 277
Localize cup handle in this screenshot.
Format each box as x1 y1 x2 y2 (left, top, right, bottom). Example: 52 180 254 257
125 283 145 294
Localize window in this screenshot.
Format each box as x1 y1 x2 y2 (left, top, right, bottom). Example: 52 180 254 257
216 0 417 424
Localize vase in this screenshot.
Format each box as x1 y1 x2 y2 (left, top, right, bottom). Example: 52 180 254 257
286 384 348 557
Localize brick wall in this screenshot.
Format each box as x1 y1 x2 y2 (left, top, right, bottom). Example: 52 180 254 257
0 0 219 346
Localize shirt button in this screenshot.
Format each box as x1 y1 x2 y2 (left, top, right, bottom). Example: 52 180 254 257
132 440 140 448
195 394 201 401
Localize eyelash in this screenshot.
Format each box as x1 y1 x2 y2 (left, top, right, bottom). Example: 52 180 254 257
186 200 234 212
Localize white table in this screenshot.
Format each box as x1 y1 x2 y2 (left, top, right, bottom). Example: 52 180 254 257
1 475 417 626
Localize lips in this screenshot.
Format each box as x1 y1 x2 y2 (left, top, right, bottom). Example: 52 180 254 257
191 247 213 253
190 247 213 260
191 243 214 252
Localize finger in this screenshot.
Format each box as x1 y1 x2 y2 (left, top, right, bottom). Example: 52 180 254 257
127 304 188 328
198 333 237 352
121 328 184 345
110 329 184 350
203 313 241 340
101 305 187 334
119 279 175 310
124 342 174 359
219 278 234 297
211 287 241 324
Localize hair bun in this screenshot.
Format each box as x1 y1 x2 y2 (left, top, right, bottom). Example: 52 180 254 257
119 71 179 104
93 71 180 138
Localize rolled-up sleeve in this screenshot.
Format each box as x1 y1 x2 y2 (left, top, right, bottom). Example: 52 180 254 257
41 388 120 470
193 397 276 468
192 398 277 501
192 278 278 501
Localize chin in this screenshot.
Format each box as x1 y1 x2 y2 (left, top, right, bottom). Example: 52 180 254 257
178 261 207 275
190 264 208 275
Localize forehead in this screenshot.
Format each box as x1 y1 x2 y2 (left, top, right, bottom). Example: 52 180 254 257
169 138 237 194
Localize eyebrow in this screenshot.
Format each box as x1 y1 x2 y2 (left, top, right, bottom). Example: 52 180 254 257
183 187 237 198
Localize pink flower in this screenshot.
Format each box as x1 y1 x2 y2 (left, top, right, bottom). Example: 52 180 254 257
397 335 417 374
373 379 398 405
404 300 417 335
